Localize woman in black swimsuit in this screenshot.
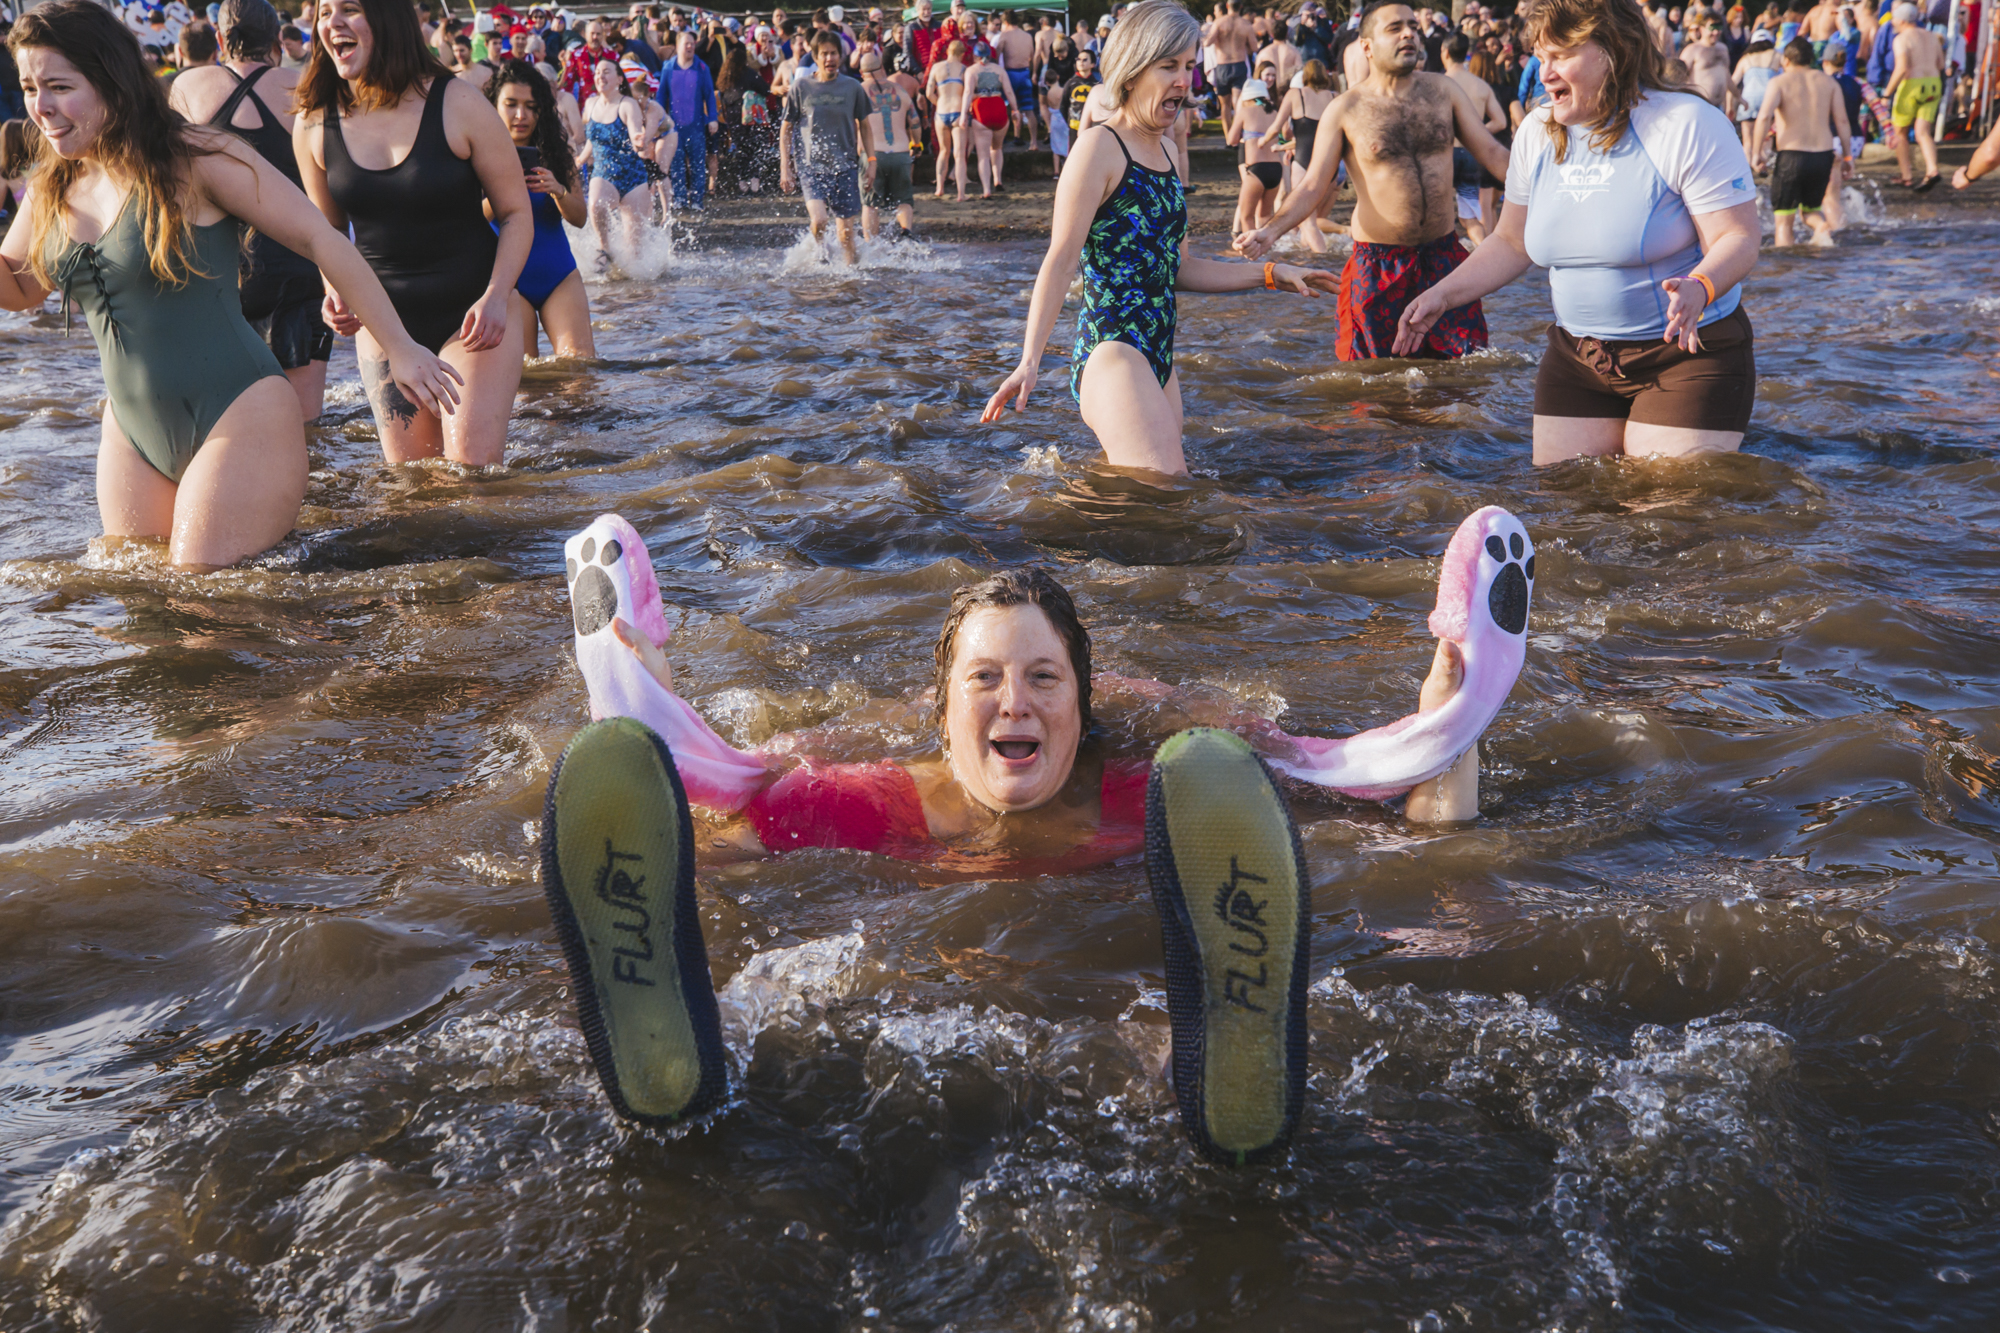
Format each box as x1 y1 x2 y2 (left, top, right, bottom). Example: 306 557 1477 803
294 0 532 467
167 0 331 420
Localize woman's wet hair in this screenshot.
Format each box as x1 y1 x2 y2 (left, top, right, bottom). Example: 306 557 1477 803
1525 0 1686 163
295 0 452 114
218 0 282 61
1100 0 1201 107
487 58 578 190
8 0 229 290
1300 57 1330 89
932 570 1093 738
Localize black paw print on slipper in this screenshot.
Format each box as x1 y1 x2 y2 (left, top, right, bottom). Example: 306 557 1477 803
567 535 623 637
1484 530 1535 636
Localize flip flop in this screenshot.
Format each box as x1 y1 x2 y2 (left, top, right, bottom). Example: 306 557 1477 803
542 717 728 1126
1146 728 1310 1166
1913 174 1940 193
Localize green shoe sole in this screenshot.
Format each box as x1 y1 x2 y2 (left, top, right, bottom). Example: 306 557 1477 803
1146 728 1310 1165
542 717 727 1124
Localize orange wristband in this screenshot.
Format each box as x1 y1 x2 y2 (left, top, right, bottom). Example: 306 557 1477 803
1264 261 1277 290
1687 272 1717 306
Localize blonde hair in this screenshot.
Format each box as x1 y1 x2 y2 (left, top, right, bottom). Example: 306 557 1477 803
1099 0 1200 108
1525 0 1687 163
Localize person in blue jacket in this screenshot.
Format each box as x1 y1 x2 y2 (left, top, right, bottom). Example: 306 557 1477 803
658 31 719 209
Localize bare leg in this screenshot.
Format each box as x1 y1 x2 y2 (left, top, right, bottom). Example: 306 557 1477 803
953 122 970 202
536 270 596 356
835 215 858 266
1405 640 1479 823
1531 414 1627 466
284 360 328 422
587 177 620 258
1773 211 1798 247
933 117 951 197
1622 421 1741 459
1078 343 1186 475
1914 119 1938 179
358 327 445 461
1824 158 1848 229
1892 124 1916 182
436 293 529 467
618 184 651 254
97 376 308 570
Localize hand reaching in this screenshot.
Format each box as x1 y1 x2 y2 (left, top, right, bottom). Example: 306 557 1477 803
980 361 1038 422
1392 287 1451 357
1658 276 1709 353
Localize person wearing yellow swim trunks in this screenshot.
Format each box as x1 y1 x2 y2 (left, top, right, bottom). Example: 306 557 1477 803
1884 2 1943 190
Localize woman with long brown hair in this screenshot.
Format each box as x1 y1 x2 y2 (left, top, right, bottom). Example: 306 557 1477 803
485 59 594 359
0 0 458 570
294 0 532 467
1393 0 1762 465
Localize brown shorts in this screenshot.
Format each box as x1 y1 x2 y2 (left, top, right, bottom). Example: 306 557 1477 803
1534 305 1756 434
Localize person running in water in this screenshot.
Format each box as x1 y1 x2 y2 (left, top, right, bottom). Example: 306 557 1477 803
1 0 458 569
1235 2 1511 362
981 1 1336 477
780 27 877 264
1752 37 1850 246
1882 2 1942 190
167 0 331 422
541 503 1537 1164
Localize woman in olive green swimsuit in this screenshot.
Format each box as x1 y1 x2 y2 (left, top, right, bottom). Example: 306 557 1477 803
0 2 461 570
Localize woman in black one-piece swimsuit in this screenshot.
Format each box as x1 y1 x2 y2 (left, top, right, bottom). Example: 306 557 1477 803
294 0 533 466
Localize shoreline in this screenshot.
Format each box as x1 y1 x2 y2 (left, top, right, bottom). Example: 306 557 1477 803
664 135 1992 249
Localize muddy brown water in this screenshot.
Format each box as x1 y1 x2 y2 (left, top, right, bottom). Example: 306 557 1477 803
3 202 2000 1331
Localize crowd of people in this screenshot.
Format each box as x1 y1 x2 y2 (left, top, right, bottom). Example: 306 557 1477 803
0 0 1996 1168
0 0 1995 565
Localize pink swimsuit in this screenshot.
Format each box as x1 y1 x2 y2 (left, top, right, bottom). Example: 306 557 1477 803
745 758 1150 863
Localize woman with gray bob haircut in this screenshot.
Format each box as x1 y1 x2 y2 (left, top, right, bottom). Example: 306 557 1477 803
982 0 1337 478
1097 0 1201 105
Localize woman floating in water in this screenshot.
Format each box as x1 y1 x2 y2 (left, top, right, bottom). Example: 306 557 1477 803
541 506 1538 1165
980 1 1339 477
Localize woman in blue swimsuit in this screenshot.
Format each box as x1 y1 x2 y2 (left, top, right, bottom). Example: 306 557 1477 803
982 1 1337 476
578 57 652 259
488 60 594 357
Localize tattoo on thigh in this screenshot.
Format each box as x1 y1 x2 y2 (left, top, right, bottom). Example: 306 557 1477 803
361 357 419 428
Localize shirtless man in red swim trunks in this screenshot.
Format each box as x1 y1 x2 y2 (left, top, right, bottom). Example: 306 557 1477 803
1234 1 1510 361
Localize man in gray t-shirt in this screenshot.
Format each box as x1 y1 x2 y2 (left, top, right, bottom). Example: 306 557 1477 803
781 29 877 263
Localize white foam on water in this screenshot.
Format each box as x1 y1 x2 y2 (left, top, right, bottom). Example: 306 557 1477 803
718 930 872 1049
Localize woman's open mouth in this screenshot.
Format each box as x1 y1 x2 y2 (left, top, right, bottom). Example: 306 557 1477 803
990 739 1041 762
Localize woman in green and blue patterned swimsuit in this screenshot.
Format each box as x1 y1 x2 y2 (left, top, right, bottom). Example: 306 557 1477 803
983 1 1338 477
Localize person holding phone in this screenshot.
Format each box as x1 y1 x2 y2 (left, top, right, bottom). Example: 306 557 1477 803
487 59 594 358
